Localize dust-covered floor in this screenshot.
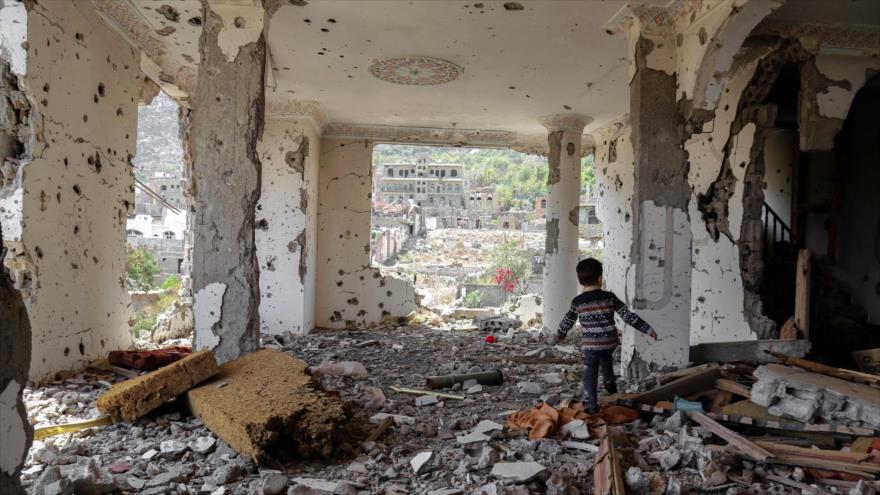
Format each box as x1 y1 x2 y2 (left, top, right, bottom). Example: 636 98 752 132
22 324 816 495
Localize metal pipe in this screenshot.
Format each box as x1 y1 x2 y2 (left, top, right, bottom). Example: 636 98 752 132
426 369 504 389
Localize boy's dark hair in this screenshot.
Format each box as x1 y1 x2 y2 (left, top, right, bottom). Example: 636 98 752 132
577 258 603 286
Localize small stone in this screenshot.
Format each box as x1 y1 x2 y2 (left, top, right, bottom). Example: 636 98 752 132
663 411 685 433
456 431 491 445
160 439 188 459
476 445 498 469
490 461 546 482
107 463 131 474
625 466 649 492
261 473 287 495
428 490 463 495
333 481 358 495
410 451 433 474
192 436 217 455
541 373 563 385
141 449 159 461
381 467 398 480
211 464 242 485
649 448 681 471
560 419 589 439
415 395 439 407
34 466 73 495
346 462 367 474
516 381 543 395
370 413 415 425
462 379 479 389
472 420 503 435
467 384 483 394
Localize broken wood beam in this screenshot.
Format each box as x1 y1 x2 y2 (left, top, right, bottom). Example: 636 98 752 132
97 349 219 422
754 440 872 463
630 366 721 405
593 425 625 495
686 411 773 461
795 248 810 339
363 416 394 446
715 378 751 398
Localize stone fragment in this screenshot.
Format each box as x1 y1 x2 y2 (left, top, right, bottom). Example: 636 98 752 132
186 349 346 462
427 490 463 495
97 350 219 422
33 466 73 495
261 473 288 495
291 478 337 492
559 419 589 439
561 441 599 453
415 395 439 407
159 439 188 459
210 464 242 485
649 448 681 471
312 361 368 379
141 449 159 461
625 466 649 492
467 384 483 394
369 413 416 425
541 373 563 385
489 461 546 482
516 381 543 395
410 451 433 474
476 445 498 469
456 431 491 445
192 436 217 454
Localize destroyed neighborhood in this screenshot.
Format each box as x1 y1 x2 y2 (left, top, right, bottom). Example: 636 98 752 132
2 1 880 494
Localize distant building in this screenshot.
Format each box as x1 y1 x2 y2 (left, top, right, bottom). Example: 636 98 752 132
376 154 465 212
127 172 187 277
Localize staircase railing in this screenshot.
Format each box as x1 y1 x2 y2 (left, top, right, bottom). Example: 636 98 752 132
763 202 797 259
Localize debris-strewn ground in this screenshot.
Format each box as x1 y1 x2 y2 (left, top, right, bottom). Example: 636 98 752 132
22 324 839 495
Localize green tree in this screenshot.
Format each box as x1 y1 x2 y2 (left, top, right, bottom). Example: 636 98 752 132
487 238 532 295
126 244 160 291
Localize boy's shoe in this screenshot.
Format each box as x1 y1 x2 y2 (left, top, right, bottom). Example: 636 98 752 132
583 402 599 415
604 382 618 395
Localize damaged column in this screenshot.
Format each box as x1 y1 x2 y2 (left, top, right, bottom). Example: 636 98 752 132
621 33 692 379
540 115 589 339
191 2 266 363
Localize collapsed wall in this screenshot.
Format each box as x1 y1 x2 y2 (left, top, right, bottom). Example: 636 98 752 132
315 138 418 329
1 0 137 381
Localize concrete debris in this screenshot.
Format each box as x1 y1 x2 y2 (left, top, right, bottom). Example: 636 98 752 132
415 394 440 406
455 431 491 445
559 418 589 439
187 349 347 462
410 451 434 474
474 314 523 332
261 473 288 495
312 361 369 379
751 363 880 427
490 461 546 482
516 381 543 395
192 436 217 454
96 349 219 421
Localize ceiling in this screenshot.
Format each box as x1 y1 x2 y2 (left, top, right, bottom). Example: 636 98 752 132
266 0 632 136
768 0 880 27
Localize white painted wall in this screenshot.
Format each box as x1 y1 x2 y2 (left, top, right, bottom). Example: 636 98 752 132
315 138 417 328
256 117 319 334
1 0 137 380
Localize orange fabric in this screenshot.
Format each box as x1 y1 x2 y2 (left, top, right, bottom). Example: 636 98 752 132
505 402 639 440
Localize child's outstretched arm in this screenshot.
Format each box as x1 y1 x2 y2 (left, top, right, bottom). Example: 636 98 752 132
612 295 657 340
556 303 578 342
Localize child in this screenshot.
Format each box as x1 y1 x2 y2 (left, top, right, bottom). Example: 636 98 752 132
556 258 657 413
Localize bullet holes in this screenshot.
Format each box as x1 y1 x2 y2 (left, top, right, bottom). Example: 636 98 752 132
34 246 43 259
73 184 81 195
75 32 84 42
234 17 246 29
157 4 180 22
97 83 105 97
188 17 202 26
503 2 523 11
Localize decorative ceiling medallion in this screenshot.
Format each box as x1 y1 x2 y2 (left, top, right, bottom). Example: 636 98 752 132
369 56 463 86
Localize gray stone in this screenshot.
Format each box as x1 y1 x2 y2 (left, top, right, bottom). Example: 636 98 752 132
540 373 563 385
262 473 288 495
210 464 242 485
33 467 73 495
516 381 543 395
476 445 499 469
192 436 217 455
472 420 503 435
415 395 439 407
560 419 589 439
159 439 188 459
625 466 649 492
333 481 359 495
410 451 433 474
467 384 483 394
489 461 546 482
456 431 491 445
649 448 681 471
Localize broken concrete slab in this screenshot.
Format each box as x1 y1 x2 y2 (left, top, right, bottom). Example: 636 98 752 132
456 431 491 445
559 419 589 439
472 420 503 435
186 349 347 462
96 349 219 421
751 363 880 428
369 413 415 425
689 339 811 364
415 395 439 407
490 461 546 482
516 381 543 395
410 451 433 474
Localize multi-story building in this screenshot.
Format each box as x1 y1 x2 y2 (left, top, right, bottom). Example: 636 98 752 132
376 154 465 212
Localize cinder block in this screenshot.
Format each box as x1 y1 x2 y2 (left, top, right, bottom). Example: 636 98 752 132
97 350 219 421
186 349 347 463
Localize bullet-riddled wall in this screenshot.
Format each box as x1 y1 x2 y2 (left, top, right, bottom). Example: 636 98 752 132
316 138 417 328
1 0 138 381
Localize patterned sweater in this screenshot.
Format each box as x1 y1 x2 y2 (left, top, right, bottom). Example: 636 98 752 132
556 289 654 351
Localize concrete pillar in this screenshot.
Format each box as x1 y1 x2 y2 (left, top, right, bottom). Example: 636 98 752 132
255 117 319 335
621 34 692 379
541 115 589 338
191 4 266 363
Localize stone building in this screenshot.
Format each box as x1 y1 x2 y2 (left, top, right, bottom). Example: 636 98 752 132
2 1 880 487
376 155 466 212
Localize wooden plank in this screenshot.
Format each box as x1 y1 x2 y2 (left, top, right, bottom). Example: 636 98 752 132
711 391 733 413
755 441 872 462
715 379 751 398
765 352 880 386
630 367 722 405
593 426 625 495
766 455 877 478
795 249 810 339
686 411 773 461
764 474 829 494
364 416 394 444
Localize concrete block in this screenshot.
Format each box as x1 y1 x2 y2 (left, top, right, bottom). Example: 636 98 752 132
689 339 811 364
96 350 219 421
186 349 347 462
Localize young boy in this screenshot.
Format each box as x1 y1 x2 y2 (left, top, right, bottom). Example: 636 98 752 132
556 258 657 413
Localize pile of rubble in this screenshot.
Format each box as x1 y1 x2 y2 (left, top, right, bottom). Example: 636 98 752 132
19 322 880 495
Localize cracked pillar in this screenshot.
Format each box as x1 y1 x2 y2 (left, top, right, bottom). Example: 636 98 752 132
622 34 692 379
541 115 589 339
255 117 319 334
191 2 266 363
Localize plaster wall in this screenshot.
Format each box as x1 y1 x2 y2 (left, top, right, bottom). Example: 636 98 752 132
316 138 417 329
256 117 318 334
2 0 138 381
686 52 767 345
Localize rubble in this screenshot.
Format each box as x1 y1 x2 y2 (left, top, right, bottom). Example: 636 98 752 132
96 349 219 421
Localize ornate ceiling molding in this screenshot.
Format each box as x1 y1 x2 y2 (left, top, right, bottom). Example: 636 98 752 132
368 56 464 86
265 99 327 134
92 0 166 59
751 19 880 54
604 0 707 37
323 123 513 148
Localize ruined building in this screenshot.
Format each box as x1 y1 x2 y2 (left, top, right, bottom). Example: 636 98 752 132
2 0 880 490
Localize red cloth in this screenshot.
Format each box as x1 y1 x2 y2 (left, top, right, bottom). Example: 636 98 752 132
108 346 191 371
